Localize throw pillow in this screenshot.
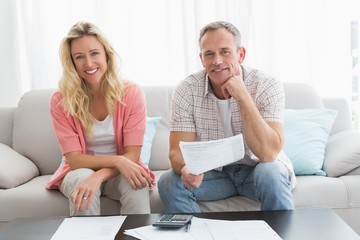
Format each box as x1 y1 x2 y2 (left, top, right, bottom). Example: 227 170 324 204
0 143 39 188
283 108 337 176
323 129 360 177
141 117 161 166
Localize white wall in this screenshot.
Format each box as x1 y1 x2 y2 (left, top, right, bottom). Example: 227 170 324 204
1 0 359 107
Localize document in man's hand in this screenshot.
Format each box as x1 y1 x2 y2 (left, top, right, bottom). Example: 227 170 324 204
179 134 244 175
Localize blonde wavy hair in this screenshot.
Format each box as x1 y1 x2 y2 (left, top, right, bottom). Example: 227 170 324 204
58 21 127 137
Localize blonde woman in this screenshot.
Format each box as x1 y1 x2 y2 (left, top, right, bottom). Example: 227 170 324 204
46 21 154 215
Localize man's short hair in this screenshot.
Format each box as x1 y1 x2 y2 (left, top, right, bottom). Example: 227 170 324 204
199 21 241 48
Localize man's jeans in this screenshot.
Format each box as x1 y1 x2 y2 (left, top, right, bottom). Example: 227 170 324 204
158 161 294 213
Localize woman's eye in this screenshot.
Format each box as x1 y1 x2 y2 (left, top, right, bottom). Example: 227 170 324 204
75 55 83 60
91 51 99 56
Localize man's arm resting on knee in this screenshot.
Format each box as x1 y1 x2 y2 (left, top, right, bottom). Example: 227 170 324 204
169 131 204 188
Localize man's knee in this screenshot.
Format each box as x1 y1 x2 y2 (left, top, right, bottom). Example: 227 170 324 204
158 170 181 198
254 161 289 184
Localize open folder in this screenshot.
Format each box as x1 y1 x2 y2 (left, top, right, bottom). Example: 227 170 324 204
179 134 245 175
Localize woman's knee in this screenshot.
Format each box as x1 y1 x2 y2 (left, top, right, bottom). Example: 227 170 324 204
65 168 95 183
60 168 95 196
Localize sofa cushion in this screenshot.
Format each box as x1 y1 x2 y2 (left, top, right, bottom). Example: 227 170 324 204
292 175 348 208
0 143 39 188
141 117 161 166
283 108 337 176
323 130 360 177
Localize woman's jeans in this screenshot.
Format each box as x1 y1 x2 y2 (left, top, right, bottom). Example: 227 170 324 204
158 161 294 213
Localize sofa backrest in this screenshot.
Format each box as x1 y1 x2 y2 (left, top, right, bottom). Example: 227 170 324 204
283 82 352 134
9 82 353 175
323 97 352 134
0 107 14 147
143 86 174 170
12 89 61 175
10 86 175 174
283 82 324 109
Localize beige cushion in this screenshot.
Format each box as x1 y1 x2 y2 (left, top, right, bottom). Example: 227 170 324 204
323 130 360 177
0 143 39 188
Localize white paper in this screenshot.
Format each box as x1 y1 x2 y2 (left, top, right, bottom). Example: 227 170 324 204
193 217 282 240
124 216 282 240
179 134 245 175
50 216 126 240
124 225 198 240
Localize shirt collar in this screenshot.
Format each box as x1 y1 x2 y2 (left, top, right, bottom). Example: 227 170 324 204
204 73 211 98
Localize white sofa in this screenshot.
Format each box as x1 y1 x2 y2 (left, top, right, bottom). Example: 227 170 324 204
0 83 360 234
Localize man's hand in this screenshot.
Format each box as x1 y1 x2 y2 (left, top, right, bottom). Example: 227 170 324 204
180 166 204 189
221 74 246 101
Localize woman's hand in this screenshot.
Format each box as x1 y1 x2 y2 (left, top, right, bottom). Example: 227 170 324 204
70 173 103 213
115 156 154 189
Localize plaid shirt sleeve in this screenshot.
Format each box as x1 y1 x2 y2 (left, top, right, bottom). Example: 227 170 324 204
170 81 196 132
255 76 285 124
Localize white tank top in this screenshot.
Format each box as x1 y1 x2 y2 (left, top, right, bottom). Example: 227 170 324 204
86 115 117 156
216 98 234 137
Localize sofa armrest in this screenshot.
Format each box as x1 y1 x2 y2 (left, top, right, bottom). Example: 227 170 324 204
323 129 360 177
0 143 39 189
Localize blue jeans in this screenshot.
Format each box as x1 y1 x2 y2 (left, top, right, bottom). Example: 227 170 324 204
158 161 294 213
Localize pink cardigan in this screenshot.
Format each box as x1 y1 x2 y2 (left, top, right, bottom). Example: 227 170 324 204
46 84 154 190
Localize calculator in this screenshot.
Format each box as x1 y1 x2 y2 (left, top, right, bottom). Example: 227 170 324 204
152 214 193 228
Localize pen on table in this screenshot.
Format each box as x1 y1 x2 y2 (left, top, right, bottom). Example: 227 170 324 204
186 220 192 232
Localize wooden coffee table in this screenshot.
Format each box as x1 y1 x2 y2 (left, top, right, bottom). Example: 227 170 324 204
0 208 359 240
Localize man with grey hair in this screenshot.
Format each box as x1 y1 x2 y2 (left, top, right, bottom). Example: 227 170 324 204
158 21 296 213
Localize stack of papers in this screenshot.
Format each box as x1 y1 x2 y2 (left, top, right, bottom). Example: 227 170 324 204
124 217 282 240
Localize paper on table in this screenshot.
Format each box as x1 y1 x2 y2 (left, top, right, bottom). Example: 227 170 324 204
179 134 245 175
124 224 202 240
50 216 126 240
124 216 282 240
192 217 282 240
